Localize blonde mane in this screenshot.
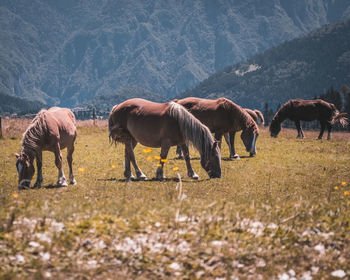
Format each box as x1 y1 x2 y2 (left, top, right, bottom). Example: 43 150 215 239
168 102 214 160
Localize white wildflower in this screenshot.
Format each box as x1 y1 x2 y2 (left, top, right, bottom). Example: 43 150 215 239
40 252 51 261
331 270 346 278
29 241 40 248
314 244 325 255
154 222 161 228
169 262 181 271
35 232 52 243
15 254 25 264
300 272 312 280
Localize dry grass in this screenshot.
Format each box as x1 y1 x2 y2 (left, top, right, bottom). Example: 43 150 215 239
0 121 350 279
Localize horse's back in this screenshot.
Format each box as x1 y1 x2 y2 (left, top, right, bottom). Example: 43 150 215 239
110 99 181 147
44 107 77 142
287 99 334 121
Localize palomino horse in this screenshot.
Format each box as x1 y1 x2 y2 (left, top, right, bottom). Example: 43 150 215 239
108 98 221 180
15 107 77 189
174 97 259 159
224 108 264 159
270 99 348 139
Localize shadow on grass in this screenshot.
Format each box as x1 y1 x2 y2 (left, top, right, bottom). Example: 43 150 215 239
98 177 210 183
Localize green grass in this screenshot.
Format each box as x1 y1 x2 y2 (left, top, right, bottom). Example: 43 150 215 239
1 125 350 279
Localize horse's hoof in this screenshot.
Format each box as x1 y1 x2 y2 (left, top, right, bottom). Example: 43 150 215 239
190 173 199 180
249 153 255 157
137 174 147 181
126 175 135 181
33 183 42 189
57 181 68 187
70 179 77 185
230 154 240 159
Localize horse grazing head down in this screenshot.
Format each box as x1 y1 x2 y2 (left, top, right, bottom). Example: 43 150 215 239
269 118 281 138
200 140 221 178
15 152 35 189
241 125 259 157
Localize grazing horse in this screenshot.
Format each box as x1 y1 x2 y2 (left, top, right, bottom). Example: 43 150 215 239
270 99 348 139
108 98 221 180
15 107 77 189
224 108 264 159
174 97 259 159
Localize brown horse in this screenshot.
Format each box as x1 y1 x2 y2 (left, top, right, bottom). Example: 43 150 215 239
270 99 348 139
174 97 259 159
224 108 264 159
15 107 77 189
108 98 221 180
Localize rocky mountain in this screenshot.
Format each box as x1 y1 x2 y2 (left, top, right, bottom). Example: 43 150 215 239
179 18 350 110
1 0 350 108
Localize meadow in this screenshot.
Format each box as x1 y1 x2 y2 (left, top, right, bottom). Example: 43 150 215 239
0 119 350 279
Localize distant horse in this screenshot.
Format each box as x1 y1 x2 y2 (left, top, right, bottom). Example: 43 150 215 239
270 99 348 139
223 108 264 159
108 98 221 180
15 107 77 189
174 97 259 159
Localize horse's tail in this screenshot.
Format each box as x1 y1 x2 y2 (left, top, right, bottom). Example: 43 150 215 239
108 105 119 145
168 101 213 157
254 109 265 125
331 111 348 127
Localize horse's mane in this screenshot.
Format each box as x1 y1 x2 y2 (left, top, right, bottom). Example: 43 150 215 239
254 109 265 125
22 109 48 152
168 102 214 159
272 100 294 123
222 99 258 133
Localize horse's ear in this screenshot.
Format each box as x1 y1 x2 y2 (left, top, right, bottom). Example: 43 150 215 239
15 153 20 159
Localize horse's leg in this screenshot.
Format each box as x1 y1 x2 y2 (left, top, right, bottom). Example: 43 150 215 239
318 121 326 140
214 133 223 150
33 151 43 188
175 145 183 159
295 121 303 138
156 144 171 180
228 131 239 159
326 122 332 140
180 144 199 179
53 142 68 187
126 139 146 180
67 143 77 185
131 139 147 180
123 142 134 180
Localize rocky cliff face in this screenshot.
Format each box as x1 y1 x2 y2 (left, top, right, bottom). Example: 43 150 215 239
1 0 349 107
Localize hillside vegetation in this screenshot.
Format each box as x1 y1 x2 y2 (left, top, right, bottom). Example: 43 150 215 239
0 122 349 278
180 18 350 110
1 0 350 107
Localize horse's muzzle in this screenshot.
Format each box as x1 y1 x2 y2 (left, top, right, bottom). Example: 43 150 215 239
18 179 31 190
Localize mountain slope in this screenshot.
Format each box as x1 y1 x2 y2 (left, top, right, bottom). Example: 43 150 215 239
179 18 350 110
1 0 350 107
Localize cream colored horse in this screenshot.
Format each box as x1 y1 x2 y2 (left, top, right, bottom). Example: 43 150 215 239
15 107 77 189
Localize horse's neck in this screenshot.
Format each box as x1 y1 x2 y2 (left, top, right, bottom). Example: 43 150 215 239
22 120 45 154
276 109 288 123
21 145 36 161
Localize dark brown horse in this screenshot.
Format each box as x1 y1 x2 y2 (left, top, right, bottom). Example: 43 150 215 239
224 108 264 159
174 97 259 159
270 99 348 139
15 107 77 189
108 98 221 180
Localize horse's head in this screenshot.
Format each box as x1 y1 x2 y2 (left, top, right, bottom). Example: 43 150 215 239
200 141 221 178
15 152 34 189
241 126 259 157
269 118 281 138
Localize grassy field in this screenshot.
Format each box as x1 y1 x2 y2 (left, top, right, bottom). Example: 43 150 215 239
1 120 350 279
